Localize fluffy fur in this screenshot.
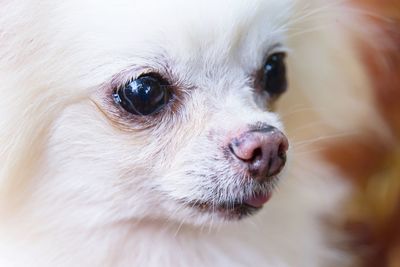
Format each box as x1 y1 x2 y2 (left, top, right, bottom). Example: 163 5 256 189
0 0 382 266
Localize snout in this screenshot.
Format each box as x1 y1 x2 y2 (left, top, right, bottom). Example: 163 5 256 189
228 126 289 181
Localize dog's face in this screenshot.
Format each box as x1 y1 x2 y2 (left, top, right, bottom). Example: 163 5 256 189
20 0 294 226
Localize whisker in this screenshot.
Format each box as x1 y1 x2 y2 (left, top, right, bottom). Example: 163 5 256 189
286 121 328 134
173 217 186 237
291 131 358 148
292 147 331 156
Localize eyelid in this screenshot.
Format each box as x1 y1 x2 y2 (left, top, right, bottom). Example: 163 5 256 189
267 43 285 53
264 47 288 64
136 73 171 87
255 43 288 74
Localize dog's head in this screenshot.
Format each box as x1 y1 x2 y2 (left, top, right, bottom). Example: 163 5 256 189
1 0 295 226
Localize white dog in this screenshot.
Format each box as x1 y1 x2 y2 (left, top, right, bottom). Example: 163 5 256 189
0 0 381 266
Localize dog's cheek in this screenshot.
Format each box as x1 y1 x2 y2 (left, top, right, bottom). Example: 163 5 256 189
36 102 172 222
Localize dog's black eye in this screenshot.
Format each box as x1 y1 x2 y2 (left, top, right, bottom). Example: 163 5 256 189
113 74 171 116
262 53 287 97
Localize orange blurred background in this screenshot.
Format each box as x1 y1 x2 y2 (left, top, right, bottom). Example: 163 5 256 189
325 1 400 266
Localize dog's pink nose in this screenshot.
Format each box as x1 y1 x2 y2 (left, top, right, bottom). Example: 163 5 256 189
229 126 289 181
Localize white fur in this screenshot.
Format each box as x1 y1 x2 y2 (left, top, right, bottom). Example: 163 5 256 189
0 0 380 266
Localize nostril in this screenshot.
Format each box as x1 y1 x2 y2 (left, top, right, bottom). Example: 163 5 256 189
277 135 289 160
229 136 264 163
250 147 263 163
278 143 286 159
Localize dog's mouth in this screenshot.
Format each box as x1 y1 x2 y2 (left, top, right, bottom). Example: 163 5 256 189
188 191 273 220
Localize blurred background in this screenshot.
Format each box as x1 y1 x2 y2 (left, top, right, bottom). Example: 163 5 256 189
324 0 400 266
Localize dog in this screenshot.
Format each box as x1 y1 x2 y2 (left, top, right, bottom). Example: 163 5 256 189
0 0 382 266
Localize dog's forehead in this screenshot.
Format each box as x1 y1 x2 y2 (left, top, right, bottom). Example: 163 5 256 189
52 0 292 75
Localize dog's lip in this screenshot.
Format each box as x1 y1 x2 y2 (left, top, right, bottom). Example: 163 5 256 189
186 190 273 219
243 192 272 208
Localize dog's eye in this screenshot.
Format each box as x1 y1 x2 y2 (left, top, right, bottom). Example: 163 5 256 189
113 74 171 116
262 53 287 97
